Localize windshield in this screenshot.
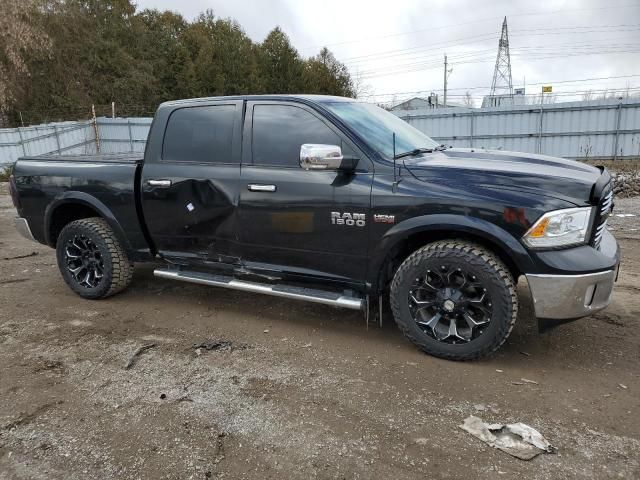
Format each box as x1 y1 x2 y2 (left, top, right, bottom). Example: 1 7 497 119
324 102 439 159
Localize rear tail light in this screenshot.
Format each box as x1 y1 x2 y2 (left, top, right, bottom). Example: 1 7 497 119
8 174 21 210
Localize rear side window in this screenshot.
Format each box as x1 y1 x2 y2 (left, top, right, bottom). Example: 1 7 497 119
251 105 342 167
162 105 236 163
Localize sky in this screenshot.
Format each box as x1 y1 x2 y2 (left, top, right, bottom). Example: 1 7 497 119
135 0 640 106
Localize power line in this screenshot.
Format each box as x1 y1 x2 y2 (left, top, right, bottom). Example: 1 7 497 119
344 27 640 66
300 3 640 51
343 32 498 64
357 49 640 79
434 87 640 98
356 74 640 99
357 47 640 76
369 88 640 106
351 42 640 78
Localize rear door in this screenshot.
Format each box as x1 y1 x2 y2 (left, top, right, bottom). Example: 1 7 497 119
238 101 373 284
141 101 243 262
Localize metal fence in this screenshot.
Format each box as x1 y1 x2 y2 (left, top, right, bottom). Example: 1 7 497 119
0 117 152 166
97 117 152 154
2 98 640 166
394 98 640 160
0 120 97 165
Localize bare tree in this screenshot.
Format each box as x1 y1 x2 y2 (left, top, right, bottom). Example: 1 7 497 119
352 70 373 99
385 94 397 111
0 0 50 112
582 90 594 101
463 91 474 108
533 93 558 104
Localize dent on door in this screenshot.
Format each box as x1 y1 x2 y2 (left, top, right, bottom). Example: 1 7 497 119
143 165 239 258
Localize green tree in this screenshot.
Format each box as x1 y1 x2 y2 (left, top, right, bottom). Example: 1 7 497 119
22 0 149 115
303 48 354 97
0 0 50 113
258 27 304 94
178 11 260 97
136 9 188 104
7 1 355 124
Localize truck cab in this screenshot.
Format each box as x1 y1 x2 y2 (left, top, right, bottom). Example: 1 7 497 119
141 97 373 286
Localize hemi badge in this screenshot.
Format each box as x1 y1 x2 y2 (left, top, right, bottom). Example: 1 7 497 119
373 214 395 224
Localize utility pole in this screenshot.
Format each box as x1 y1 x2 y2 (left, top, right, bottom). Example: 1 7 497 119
443 54 448 108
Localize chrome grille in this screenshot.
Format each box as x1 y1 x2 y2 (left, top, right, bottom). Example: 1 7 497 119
593 222 607 249
600 191 613 216
592 190 613 249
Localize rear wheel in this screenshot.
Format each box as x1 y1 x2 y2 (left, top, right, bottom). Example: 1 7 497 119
56 217 133 299
390 240 518 360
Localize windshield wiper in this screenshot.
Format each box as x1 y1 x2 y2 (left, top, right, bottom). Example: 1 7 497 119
393 147 434 160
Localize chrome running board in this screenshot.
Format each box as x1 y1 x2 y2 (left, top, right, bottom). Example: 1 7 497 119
154 268 364 311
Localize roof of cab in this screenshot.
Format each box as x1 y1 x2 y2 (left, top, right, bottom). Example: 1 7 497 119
159 94 354 109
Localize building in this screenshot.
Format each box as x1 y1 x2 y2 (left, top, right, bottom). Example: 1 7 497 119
390 95 469 111
481 91 527 108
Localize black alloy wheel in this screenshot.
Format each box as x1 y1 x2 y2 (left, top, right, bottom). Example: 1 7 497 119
390 240 518 360
64 234 105 289
56 217 133 299
408 265 492 344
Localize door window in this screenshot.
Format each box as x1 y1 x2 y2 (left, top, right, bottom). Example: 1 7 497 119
162 105 236 163
251 105 346 167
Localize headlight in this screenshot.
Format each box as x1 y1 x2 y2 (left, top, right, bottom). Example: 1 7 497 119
523 207 594 249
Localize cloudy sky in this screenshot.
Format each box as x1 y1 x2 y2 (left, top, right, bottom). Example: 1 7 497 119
135 0 640 106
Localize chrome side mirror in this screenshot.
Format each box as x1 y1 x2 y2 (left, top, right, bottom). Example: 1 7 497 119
299 144 343 170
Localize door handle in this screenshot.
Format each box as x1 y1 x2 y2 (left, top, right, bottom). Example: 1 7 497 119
148 179 172 187
248 184 276 192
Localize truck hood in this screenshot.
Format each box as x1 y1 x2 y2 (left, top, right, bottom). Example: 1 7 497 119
404 148 603 206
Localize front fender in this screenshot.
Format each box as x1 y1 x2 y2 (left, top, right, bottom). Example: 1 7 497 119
368 214 536 289
44 191 133 256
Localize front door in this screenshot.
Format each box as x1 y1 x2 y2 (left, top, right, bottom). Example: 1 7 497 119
141 101 243 262
238 101 373 285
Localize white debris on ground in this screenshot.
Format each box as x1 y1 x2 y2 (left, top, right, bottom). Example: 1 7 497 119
460 416 557 461
607 197 640 237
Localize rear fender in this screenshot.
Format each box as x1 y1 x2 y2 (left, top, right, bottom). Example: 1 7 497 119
44 192 133 257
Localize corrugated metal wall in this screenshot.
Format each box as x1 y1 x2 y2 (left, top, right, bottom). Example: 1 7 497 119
0 121 96 165
97 118 152 154
2 99 640 166
0 118 152 166
394 98 640 160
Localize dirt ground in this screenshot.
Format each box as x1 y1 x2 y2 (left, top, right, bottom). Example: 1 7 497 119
0 186 638 480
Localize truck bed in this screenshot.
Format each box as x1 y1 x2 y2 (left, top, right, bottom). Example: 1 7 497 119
13 152 150 259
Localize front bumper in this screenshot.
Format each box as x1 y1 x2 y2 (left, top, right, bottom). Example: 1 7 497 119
14 217 36 242
526 269 616 320
525 230 619 320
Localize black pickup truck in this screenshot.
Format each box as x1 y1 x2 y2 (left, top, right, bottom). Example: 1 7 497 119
9 95 620 360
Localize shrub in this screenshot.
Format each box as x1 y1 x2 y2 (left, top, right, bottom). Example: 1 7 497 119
0 164 14 181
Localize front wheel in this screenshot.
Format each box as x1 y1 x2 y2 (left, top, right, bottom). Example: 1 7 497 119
56 217 133 299
390 240 518 360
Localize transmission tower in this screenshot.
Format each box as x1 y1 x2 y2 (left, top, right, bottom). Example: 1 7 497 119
490 17 513 99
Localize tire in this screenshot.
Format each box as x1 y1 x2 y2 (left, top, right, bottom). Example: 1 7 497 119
56 217 133 299
390 240 517 360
